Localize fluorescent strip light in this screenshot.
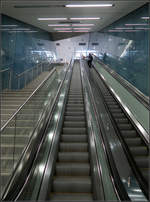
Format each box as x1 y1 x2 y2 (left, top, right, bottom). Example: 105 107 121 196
73 28 91 30
108 30 123 32
125 30 141 32
141 17 150 20
0 25 18 27
72 24 94 26
125 24 148 26
115 27 133 30
38 18 67 21
54 28 72 30
48 24 70 26
74 31 89 32
66 4 113 8
57 31 72 32
70 17 100 20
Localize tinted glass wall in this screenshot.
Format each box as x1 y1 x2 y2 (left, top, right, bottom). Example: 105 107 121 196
88 4 149 96
1 15 56 90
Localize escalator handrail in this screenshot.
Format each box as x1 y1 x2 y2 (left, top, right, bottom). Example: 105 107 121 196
90 62 149 198
92 54 149 110
81 59 130 201
1 67 56 132
1 63 70 200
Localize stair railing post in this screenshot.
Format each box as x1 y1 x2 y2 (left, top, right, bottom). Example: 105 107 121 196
9 70 12 90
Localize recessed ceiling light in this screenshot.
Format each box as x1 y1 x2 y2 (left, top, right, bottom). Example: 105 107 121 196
141 17 150 20
74 31 89 32
48 24 70 26
125 24 148 26
54 28 72 30
66 4 113 8
70 17 100 20
38 18 67 21
57 31 73 32
0 25 18 27
73 28 91 30
72 24 94 26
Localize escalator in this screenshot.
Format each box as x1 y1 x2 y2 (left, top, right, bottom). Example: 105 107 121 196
87 60 149 198
3 59 147 201
50 61 93 200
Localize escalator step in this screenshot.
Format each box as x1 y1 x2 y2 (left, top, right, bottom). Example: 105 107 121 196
56 163 90 176
64 116 85 121
67 104 84 108
124 138 142 146
135 156 148 168
53 176 92 193
121 130 137 138
68 96 82 99
129 146 148 156
58 152 89 162
66 108 84 112
50 193 93 201
65 112 85 116
109 108 122 113
67 101 84 104
60 143 88 152
61 135 87 142
108 105 120 109
118 123 133 130
64 121 86 128
115 118 129 123
63 127 86 134
112 113 125 118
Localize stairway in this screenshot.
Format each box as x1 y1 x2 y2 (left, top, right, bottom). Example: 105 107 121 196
50 62 93 200
103 92 149 184
0 70 53 195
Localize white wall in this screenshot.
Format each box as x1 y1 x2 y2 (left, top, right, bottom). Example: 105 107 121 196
54 34 90 63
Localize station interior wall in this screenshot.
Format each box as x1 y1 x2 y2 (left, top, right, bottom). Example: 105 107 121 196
1 3 149 96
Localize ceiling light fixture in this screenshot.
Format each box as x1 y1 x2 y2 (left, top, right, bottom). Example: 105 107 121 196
74 31 89 32
38 18 67 21
72 24 94 26
48 24 70 26
125 24 148 26
54 28 72 30
141 17 150 20
73 28 91 30
70 17 100 20
66 4 113 8
57 31 73 32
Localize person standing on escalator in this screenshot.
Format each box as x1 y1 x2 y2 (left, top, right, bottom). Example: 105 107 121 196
88 53 93 68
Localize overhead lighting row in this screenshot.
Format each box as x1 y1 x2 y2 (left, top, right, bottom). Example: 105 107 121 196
38 17 101 21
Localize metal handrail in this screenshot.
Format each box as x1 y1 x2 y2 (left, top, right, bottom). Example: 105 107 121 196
0 68 12 89
0 68 10 73
1 68 56 132
93 55 149 110
16 62 48 89
16 63 42 77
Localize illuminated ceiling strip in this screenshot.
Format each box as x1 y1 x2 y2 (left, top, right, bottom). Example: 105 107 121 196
66 4 113 8
72 24 94 26
48 24 70 26
38 18 67 20
70 17 100 20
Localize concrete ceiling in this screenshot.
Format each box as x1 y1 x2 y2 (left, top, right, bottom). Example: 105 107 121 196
1 0 149 40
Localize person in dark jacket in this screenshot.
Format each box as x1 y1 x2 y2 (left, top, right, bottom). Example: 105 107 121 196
88 53 93 68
